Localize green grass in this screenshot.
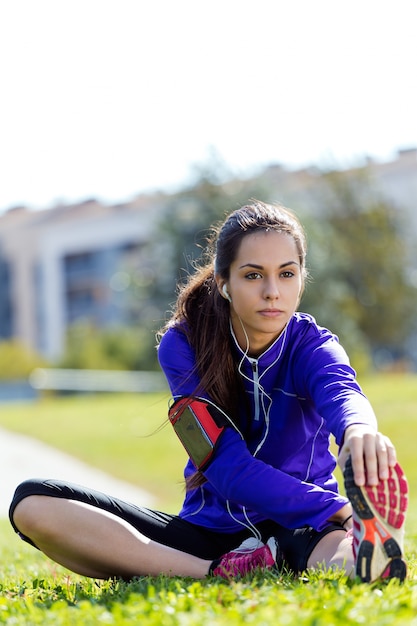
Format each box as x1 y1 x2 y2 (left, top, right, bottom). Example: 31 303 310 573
0 526 416 625
0 390 188 512
0 373 416 625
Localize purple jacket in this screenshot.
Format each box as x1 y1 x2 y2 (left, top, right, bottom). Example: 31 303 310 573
157 312 377 532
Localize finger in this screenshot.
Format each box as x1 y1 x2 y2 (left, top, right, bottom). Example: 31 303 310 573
362 432 379 486
378 435 397 478
387 440 397 468
338 441 358 474
375 434 389 481
381 434 397 465
348 438 366 486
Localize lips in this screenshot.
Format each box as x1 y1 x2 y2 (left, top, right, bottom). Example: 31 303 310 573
258 309 284 317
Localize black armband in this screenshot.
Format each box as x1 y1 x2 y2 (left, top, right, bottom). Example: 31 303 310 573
168 396 230 471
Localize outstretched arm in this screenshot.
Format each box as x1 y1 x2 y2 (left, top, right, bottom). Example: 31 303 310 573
200 427 348 532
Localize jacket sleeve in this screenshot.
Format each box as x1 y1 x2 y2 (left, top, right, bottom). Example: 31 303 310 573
158 326 203 398
158 326 347 531
292 320 378 447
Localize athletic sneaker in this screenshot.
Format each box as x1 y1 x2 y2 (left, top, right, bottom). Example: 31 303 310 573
209 536 281 579
343 455 408 583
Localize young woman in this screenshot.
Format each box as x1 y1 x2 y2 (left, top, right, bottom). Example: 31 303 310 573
9 201 408 583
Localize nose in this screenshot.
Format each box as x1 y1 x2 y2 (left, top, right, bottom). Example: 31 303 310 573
263 279 280 300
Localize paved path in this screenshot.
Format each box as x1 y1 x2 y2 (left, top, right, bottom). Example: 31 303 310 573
0 427 155 518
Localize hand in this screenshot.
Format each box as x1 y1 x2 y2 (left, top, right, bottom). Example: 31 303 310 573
338 424 397 486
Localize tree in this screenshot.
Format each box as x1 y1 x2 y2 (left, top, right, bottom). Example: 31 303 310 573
59 322 159 371
0 340 48 380
301 167 416 369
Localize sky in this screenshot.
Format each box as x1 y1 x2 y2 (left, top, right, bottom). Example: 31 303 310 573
0 0 416 214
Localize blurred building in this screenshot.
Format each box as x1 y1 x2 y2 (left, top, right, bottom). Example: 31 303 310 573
0 196 165 360
0 148 416 362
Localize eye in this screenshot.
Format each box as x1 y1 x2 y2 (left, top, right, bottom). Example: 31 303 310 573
245 272 263 280
280 270 295 278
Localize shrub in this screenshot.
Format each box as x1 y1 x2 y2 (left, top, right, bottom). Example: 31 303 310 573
0 340 48 380
58 322 159 371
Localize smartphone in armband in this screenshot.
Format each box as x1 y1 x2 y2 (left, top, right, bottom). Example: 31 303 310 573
168 397 227 470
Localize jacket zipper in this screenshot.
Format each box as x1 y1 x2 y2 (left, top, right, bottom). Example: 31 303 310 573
250 358 260 420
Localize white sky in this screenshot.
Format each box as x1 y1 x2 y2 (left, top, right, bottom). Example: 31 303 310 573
0 0 416 213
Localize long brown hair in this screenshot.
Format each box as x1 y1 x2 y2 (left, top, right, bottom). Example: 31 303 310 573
159 200 308 486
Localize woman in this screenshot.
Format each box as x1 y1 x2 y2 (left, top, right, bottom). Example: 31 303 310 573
9 201 407 583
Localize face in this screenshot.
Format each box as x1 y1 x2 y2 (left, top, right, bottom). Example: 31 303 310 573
219 230 303 356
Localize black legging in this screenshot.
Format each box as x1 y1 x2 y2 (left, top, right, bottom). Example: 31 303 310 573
9 478 344 572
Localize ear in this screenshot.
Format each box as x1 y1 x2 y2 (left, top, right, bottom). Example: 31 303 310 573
222 285 231 301
215 275 231 302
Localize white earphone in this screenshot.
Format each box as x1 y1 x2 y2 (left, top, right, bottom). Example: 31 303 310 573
222 284 232 302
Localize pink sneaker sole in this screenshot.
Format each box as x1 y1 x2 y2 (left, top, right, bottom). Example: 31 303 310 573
344 456 408 583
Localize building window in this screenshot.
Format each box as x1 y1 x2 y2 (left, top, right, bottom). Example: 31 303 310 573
0 257 13 338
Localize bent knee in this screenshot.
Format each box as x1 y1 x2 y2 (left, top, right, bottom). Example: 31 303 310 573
13 495 54 537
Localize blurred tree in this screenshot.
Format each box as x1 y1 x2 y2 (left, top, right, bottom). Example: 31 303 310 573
59 323 159 371
301 167 416 369
0 340 48 380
